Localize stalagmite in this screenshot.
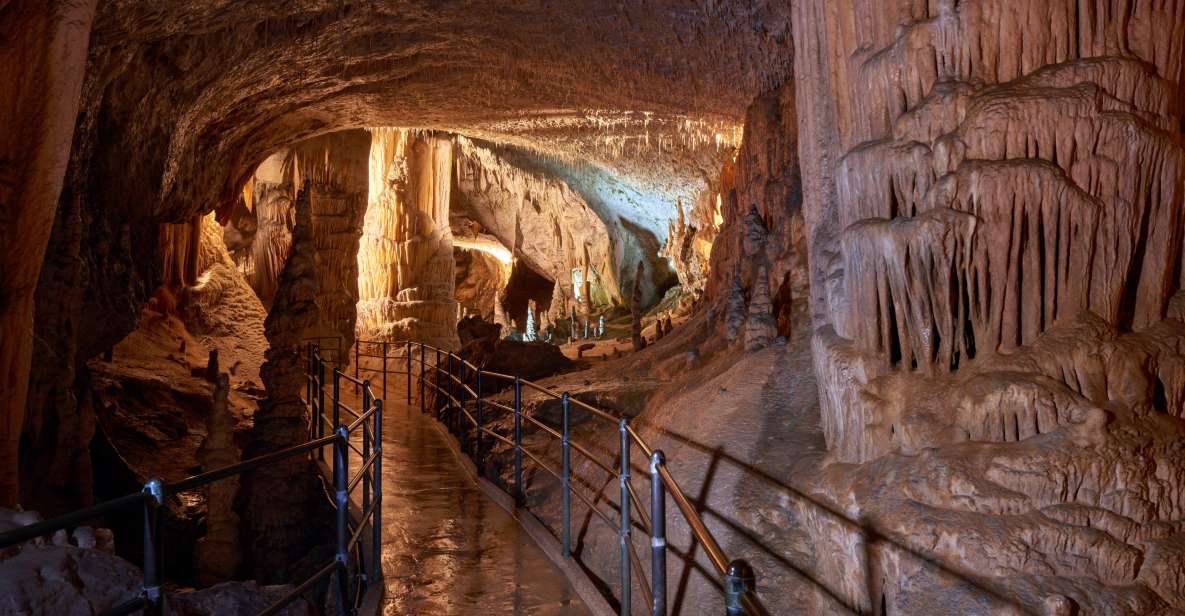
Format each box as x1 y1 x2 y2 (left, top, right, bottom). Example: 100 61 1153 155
744 265 776 351
631 261 645 351
240 183 324 582
524 302 538 341
195 373 240 584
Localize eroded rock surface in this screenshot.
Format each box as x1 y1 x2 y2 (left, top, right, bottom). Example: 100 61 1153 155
789 0 1185 612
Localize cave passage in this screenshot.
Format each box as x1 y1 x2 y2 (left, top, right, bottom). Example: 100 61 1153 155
340 382 587 615
5 2 1185 616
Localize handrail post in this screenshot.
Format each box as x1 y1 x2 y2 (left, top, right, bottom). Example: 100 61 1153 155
307 343 316 435
332 369 341 431
362 382 372 516
419 343 425 413
333 425 350 613
453 355 462 435
372 399 383 583
475 370 483 475
141 477 164 616
434 348 441 420
354 342 360 394
650 451 667 616
405 341 411 405
381 341 388 401
619 418 632 615
561 392 571 558
514 376 523 506
724 560 755 616
318 359 327 461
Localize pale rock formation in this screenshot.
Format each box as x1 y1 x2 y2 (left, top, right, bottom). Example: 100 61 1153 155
0 545 140 615
181 214 269 387
225 151 295 305
791 0 1185 611
289 132 369 365
357 129 460 349
453 247 507 322
453 136 616 310
661 197 714 299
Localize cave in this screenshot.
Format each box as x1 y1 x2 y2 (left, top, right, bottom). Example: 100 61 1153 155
2 2 1185 615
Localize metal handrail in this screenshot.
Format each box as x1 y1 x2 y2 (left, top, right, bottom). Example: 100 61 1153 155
354 339 761 616
1 344 385 616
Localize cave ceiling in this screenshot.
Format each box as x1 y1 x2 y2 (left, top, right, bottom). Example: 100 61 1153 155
84 0 794 222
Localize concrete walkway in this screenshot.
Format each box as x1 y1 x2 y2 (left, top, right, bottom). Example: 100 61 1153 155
364 386 588 616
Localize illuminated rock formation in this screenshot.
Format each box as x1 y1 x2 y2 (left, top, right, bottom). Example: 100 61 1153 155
453 246 508 322
357 129 460 349
452 137 617 313
288 132 369 364
225 152 294 305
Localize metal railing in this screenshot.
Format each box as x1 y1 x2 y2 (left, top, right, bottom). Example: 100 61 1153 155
0 345 383 616
353 339 761 616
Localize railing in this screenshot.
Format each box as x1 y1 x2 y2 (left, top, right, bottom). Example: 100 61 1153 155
354 339 762 616
0 345 383 616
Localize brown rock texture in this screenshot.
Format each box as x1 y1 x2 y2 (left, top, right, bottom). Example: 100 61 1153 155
290 131 368 364
0 0 98 507
240 185 326 582
453 247 507 322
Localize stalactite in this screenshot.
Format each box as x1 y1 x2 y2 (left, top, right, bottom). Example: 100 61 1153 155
159 214 204 291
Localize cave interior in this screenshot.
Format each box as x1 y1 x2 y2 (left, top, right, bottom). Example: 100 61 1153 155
2 1 1185 615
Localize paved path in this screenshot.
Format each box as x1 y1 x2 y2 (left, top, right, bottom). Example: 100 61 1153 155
367 387 588 616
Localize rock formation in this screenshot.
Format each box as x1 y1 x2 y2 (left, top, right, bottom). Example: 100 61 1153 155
240 184 325 582
631 261 646 351
195 373 241 584
224 151 295 305
789 0 1185 611
356 129 460 349
0 0 99 508
453 246 507 322
289 132 369 364
452 137 618 311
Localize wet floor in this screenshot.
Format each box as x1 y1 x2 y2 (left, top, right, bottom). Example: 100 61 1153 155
365 387 589 616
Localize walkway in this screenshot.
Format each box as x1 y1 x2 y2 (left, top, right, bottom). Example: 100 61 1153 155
363 385 589 616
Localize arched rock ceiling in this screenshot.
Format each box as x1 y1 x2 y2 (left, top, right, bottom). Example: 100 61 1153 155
83 0 794 221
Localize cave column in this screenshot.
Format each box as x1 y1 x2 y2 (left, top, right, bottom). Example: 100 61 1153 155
0 0 98 507
357 130 460 349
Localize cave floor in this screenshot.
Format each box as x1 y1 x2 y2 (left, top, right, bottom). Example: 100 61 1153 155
343 385 589 616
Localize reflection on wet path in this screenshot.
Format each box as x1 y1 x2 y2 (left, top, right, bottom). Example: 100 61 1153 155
370 389 589 615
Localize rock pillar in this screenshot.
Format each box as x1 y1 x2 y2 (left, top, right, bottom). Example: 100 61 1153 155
357 130 460 349
0 0 98 507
